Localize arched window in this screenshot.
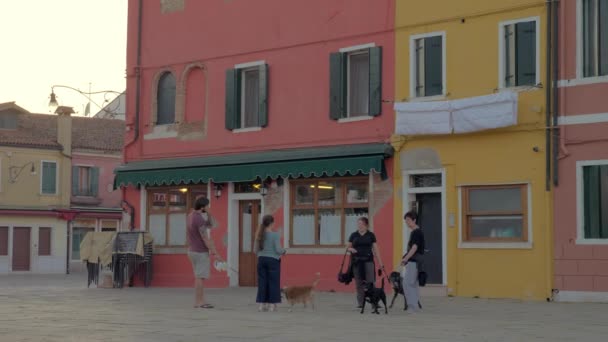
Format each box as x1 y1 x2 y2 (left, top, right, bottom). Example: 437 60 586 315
156 72 176 125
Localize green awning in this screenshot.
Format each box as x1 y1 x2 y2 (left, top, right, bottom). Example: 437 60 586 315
114 143 393 188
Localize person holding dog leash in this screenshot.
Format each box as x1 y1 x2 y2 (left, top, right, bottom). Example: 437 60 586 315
401 210 425 314
347 217 385 309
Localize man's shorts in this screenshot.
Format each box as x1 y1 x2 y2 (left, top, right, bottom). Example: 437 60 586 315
188 251 210 279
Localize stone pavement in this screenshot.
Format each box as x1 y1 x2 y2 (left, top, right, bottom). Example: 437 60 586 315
0 275 607 342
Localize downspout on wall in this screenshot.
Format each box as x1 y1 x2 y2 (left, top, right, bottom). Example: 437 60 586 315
545 0 553 192
124 0 143 151
552 0 560 186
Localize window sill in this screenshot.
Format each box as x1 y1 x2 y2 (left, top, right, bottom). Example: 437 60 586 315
71 196 102 206
232 127 262 133
558 75 608 88
144 124 178 140
285 247 345 255
458 242 532 249
40 193 59 197
575 238 608 245
497 85 542 93
408 94 447 103
338 116 374 123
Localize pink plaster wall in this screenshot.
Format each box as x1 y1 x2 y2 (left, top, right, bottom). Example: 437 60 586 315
554 1 608 293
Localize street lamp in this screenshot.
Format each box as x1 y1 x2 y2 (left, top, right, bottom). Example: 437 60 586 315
48 85 123 117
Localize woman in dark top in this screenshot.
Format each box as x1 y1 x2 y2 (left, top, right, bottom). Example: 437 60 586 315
347 217 385 308
401 210 425 313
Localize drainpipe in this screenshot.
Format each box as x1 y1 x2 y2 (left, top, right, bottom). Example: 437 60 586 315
124 0 143 150
552 0 560 186
557 0 570 160
66 219 72 275
545 0 553 192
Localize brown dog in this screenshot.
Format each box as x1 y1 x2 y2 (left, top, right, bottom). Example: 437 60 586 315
281 273 321 312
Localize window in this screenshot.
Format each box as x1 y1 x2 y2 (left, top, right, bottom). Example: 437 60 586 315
100 220 119 232
330 46 382 119
290 178 369 247
462 184 528 242
39 227 51 256
72 166 99 197
147 186 208 247
71 219 96 260
411 34 444 98
225 63 268 130
41 161 57 195
582 0 608 77
157 72 176 125
0 227 7 255
581 164 608 239
501 19 538 87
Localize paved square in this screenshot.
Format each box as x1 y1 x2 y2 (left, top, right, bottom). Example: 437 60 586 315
0 275 607 341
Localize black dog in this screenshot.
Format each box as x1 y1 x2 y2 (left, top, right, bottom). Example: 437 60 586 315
361 277 388 314
388 271 422 311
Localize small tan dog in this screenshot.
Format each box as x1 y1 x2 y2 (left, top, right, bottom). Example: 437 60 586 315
281 273 321 312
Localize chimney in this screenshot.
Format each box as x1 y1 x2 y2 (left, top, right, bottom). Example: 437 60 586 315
55 106 73 156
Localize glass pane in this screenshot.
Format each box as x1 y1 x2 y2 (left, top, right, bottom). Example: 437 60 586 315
416 38 425 97
344 208 369 241
584 0 598 77
319 209 342 245
294 183 314 205
469 216 524 239
234 182 261 193
151 191 167 210
168 190 187 211
168 213 187 246
243 69 260 128
468 187 522 212
149 214 166 245
410 174 441 188
72 227 94 260
190 190 208 210
348 52 370 117
292 209 315 245
317 181 342 207
346 182 368 204
241 202 254 252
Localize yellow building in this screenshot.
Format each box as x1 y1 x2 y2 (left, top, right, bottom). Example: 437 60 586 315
392 0 553 300
0 103 71 273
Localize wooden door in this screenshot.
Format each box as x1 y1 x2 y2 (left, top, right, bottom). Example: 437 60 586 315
238 200 261 287
12 227 31 271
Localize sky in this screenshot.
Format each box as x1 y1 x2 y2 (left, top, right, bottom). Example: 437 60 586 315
0 0 127 116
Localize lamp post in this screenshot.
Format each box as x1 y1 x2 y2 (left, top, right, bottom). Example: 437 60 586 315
48 85 122 117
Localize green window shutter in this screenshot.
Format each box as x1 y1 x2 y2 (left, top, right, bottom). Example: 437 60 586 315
90 167 100 197
258 64 269 127
329 52 346 120
42 162 57 194
424 36 443 96
600 1 608 76
72 166 79 196
368 47 382 116
225 68 241 130
515 21 536 86
583 165 608 239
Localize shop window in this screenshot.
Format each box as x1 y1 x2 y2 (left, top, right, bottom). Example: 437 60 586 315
290 178 369 247
147 186 208 247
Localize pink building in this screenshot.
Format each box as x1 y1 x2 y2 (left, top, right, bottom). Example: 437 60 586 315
116 0 395 289
554 0 608 302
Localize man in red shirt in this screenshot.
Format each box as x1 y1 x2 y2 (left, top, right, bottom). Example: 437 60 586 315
187 197 223 308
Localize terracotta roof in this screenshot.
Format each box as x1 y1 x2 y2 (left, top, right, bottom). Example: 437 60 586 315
0 112 124 152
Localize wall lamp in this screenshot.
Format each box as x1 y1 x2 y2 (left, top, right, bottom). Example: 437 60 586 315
9 162 36 183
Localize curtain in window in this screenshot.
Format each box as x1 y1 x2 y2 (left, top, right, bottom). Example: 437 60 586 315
349 53 369 116
293 214 315 245
243 69 260 128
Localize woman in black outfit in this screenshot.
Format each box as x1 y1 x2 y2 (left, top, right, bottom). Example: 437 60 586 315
347 217 385 308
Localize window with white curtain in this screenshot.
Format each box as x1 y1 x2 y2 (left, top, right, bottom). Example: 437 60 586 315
347 51 370 117
241 68 260 128
291 178 369 247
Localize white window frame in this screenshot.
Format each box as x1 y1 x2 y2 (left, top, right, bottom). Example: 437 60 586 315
409 31 447 101
40 160 58 196
576 159 608 245
498 16 541 90
574 0 608 84
458 182 533 249
234 60 265 132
